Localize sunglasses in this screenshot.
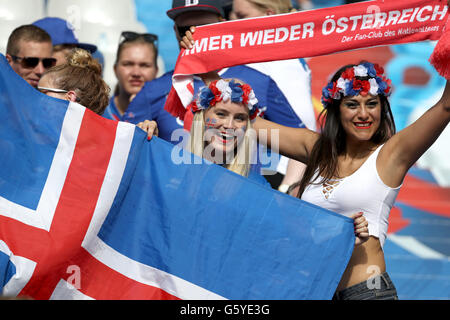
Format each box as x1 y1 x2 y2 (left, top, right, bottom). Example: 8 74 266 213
119 31 158 46
37 86 69 94
11 55 56 69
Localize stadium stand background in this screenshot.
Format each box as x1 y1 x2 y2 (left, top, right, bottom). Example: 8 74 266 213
0 0 449 300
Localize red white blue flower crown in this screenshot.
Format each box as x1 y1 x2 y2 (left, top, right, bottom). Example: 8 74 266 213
189 79 266 121
321 62 392 108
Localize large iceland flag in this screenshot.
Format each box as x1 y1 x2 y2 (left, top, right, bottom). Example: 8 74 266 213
0 54 354 300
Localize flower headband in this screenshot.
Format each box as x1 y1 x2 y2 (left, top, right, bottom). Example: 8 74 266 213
188 79 266 121
321 62 392 108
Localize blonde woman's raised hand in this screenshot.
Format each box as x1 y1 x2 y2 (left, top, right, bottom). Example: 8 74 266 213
137 120 159 141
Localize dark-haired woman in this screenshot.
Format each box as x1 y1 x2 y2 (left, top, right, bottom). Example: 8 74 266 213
251 62 450 300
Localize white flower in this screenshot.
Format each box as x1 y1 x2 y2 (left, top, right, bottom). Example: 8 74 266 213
216 79 232 101
247 90 258 108
368 78 379 95
336 77 348 91
354 65 368 77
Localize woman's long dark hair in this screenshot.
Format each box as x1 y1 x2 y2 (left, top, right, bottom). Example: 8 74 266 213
293 62 397 199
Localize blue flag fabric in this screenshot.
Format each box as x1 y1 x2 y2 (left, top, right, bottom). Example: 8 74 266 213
0 54 354 300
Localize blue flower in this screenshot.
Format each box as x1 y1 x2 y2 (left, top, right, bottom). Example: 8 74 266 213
198 87 215 109
375 76 387 93
322 83 333 99
229 80 244 103
345 80 358 96
362 62 377 77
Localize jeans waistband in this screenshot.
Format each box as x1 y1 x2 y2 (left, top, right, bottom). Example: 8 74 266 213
333 272 395 300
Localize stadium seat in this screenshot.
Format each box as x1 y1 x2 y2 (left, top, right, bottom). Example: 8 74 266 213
0 0 45 22
47 0 138 26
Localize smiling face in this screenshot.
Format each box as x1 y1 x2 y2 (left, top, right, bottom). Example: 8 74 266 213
339 94 382 143
203 99 249 163
8 40 53 88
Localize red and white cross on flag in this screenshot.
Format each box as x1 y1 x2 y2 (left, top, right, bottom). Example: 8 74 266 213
0 102 222 300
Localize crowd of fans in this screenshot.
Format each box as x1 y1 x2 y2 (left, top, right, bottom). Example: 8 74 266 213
4 0 446 301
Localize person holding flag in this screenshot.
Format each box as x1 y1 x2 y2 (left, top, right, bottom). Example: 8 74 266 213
179 11 450 298
256 61 449 300
162 71 370 237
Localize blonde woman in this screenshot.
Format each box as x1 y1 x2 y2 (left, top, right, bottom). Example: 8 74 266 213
186 77 269 185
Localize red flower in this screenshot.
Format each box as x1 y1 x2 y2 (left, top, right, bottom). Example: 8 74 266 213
383 77 392 94
328 81 339 98
353 80 370 96
241 84 252 105
189 101 200 113
341 67 355 80
374 64 384 76
209 81 223 106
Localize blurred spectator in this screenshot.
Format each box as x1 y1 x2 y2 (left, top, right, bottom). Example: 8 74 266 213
232 0 295 18
6 25 55 88
222 0 234 19
32 17 97 66
294 0 314 10
103 32 159 121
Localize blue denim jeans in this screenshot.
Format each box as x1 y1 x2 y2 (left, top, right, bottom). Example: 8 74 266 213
332 272 398 300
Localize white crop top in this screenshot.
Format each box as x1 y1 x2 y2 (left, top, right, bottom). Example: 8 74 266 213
301 144 402 247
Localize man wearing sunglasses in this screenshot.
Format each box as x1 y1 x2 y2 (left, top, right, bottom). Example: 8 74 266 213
6 25 56 88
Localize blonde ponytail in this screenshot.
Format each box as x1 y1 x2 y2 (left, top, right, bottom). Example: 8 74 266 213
67 48 103 76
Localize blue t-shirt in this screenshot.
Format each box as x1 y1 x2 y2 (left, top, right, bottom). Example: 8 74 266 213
103 97 122 121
